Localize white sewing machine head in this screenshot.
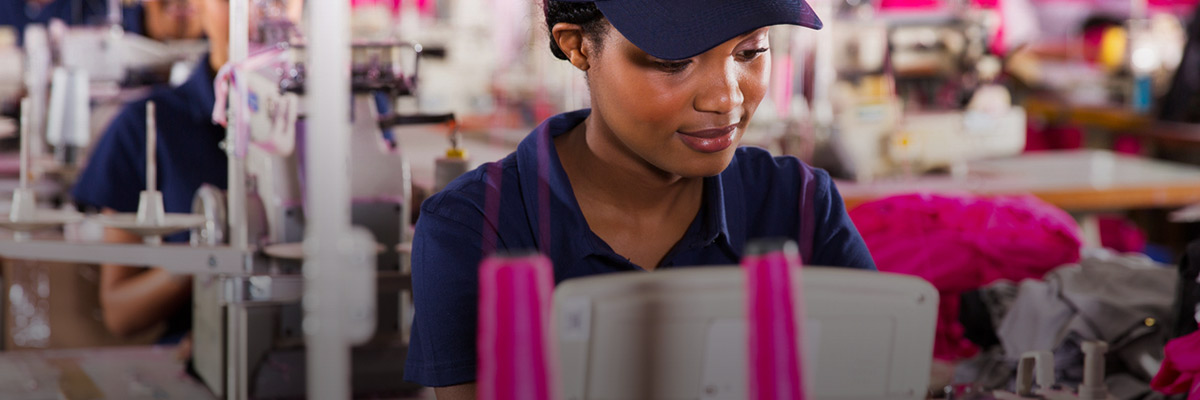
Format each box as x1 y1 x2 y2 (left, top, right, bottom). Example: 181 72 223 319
827 25 1026 182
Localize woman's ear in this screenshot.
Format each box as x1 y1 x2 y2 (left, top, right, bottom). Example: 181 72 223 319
552 23 590 71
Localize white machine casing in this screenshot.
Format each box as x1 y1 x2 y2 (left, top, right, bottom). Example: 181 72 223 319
554 267 938 400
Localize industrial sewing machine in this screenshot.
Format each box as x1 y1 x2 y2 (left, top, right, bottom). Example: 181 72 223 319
821 8 1026 182
0 12 206 193
179 8 461 397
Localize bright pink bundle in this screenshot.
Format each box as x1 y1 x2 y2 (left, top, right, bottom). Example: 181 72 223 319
849 193 1082 359
1152 330 1200 399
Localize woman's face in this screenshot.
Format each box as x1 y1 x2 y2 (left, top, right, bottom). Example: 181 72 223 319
585 26 771 178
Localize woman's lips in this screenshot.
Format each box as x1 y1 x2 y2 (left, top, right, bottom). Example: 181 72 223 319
676 125 737 153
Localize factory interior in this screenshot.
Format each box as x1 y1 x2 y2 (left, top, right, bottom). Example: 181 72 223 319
3 0 1200 398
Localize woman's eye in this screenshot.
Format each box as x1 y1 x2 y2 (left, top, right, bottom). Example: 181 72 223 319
655 60 692 73
737 48 770 61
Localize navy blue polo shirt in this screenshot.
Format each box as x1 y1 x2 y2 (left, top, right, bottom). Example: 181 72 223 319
405 109 875 387
71 55 226 342
73 54 227 239
1 0 143 45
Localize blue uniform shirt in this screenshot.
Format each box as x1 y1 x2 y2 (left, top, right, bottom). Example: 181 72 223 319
404 109 875 387
1 0 143 45
71 55 226 342
73 54 227 238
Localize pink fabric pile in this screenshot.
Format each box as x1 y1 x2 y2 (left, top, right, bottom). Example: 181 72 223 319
1152 330 1200 399
849 193 1083 359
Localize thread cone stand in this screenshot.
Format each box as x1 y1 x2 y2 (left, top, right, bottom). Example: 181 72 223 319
0 99 83 241
93 102 204 244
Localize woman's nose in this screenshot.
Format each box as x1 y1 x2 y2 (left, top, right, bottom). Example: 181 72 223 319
693 62 744 115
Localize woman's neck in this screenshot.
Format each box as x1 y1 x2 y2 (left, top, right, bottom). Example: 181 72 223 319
555 114 702 214
555 112 706 269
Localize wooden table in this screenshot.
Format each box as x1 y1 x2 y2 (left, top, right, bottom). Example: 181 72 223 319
1023 95 1200 148
1129 121 1200 148
837 150 1200 212
1023 96 1152 132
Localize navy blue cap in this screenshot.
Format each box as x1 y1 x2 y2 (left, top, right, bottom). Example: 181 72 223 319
554 0 823 60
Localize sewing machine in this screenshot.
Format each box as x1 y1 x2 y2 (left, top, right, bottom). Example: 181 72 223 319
1 16 206 186
49 23 206 164
179 22 462 395
823 12 1026 182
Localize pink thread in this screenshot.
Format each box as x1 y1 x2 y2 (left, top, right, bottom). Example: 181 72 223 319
744 246 806 400
477 254 559 400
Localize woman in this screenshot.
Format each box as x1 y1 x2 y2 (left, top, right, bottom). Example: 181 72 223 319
72 0 231 342
406 0 876 397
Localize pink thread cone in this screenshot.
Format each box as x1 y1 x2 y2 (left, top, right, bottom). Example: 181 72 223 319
477 254 559 400
743 239 806 400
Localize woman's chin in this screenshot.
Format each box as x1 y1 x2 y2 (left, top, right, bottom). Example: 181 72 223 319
669 150 738 178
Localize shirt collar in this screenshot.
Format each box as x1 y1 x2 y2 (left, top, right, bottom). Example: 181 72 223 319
515 109 734 265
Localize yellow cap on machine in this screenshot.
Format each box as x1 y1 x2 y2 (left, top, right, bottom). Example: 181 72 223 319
445 147 468 159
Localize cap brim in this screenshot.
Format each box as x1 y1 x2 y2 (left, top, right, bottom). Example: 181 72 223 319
581 0 823 60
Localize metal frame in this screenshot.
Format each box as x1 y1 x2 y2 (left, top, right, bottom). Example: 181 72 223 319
303 0 355 399
0 240 250 275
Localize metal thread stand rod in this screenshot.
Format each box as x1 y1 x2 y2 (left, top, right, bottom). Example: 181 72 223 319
146 102 156 192
306 0 354 398
19 98 30 190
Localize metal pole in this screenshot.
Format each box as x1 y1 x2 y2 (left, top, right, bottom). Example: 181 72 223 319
305 0 353 398
227 0 250 253
224 1 251 398
146 102 156 193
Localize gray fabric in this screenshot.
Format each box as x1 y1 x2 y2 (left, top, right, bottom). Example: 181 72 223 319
997 278 1075 356
980 280 1020 335
953 250 1178 400
953 347 1015 392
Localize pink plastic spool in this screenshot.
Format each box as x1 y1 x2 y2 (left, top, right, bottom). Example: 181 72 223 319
477 253 559 400
743 239 806 400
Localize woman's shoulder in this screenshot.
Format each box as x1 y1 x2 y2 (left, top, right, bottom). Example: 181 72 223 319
419 154 521 222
